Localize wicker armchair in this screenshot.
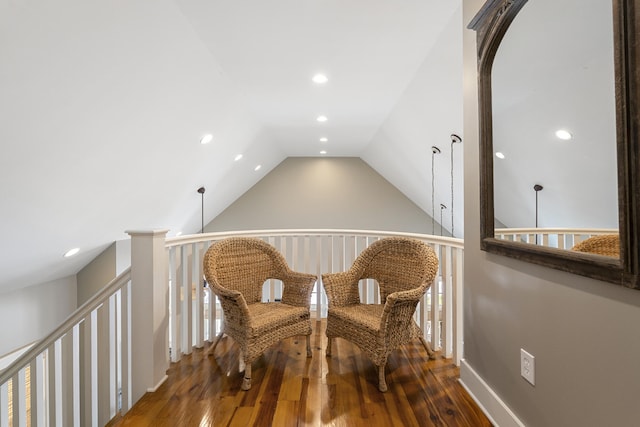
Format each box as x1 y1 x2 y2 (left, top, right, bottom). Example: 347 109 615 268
571 234 620 257
203 237 317 390
322 237 439 392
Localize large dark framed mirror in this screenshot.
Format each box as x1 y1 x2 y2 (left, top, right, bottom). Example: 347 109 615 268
469 0 639 289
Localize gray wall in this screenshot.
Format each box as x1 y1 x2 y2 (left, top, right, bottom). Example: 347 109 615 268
0 276 77 357
462 1 640 425
77 242 116 306
205 157 444 235
116 239 132 275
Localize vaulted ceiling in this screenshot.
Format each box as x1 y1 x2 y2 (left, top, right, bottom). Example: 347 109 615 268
0 0 463 293
0 0 618 294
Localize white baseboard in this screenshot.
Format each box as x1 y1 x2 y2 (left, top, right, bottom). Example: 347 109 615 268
459 359 526 427
147 374 168 393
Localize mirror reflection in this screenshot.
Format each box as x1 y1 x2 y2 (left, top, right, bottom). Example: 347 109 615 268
491 0 618 255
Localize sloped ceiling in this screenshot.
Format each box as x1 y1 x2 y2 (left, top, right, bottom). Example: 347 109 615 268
1 0 618 294
0 0 462 293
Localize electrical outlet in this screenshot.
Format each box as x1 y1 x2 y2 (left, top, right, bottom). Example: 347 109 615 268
520 349 535 386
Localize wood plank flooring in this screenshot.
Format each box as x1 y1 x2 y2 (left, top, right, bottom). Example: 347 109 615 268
108 320 491 427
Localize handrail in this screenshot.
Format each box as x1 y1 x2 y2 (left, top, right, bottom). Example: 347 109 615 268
0 267 132 384
165 228 464 249
164 229 466 365
495 227 618 235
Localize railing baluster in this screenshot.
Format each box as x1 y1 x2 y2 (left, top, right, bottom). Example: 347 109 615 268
558 234 566 249
337 235 345 273
443 245 453 358
82 311 97 427
356 236 368 303
315 236 323 319
32 355 45 427
181 245 192 356
193 242 204 349
292 235 299 272
440 247 448 357
72 324 81 426
266 236 276 302
53 340 63 427
109 294 118 420
0 379 7 427
201 241 214 342
10 371 18 427
97 300 110 426
119 282 131 413
61 329 74 425
368 236 380 304
169 247 180 362
431 244 441 351
420 284 429 342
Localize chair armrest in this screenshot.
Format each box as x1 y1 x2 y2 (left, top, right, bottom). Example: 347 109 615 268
207 282 251 325
379 285 429 345
322 271 361 307
281 271 317 307
385 286 427 304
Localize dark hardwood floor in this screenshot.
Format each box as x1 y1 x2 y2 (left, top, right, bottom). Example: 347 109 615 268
108 320 492 426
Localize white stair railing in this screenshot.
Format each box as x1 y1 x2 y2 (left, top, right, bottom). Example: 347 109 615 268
0 269 132 427
494 228 618 249
164 229 465 365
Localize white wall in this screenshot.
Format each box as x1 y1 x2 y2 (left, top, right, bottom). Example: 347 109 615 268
0 276 77 357
204 157 440 234
116 238 132 275
461 1 640 425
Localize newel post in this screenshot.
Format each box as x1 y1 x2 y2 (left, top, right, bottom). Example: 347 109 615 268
126 230 169 404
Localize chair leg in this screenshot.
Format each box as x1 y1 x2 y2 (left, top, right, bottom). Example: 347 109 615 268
306 335 312 358
211 331 224 350
419 336 436 360
326 336 332 356
238 352 245 373
378 365 388 392
241 364 252 391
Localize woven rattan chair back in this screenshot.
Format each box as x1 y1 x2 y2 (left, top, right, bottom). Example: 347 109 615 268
571 234 620 258
355 237 439 302
204 237 289 304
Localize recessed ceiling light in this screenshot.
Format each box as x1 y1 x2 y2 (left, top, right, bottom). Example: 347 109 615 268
200 134 213 144
254 165 262 171
555 129 573 140
495 152 505 159
234 154 243 161
319 137 328 142
64 248 80 258
320 150 327 155
312 74 328 84
316 115 328 122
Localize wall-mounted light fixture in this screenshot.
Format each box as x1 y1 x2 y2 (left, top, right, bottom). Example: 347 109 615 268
533 184 543 244
450 134 462 237
431 146 441 235
440 204 447 236
197 187 205 234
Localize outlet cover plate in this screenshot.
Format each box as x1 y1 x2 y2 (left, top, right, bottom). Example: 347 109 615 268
520 348 535 386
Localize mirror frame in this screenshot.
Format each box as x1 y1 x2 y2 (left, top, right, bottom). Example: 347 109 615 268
468 0 640 289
